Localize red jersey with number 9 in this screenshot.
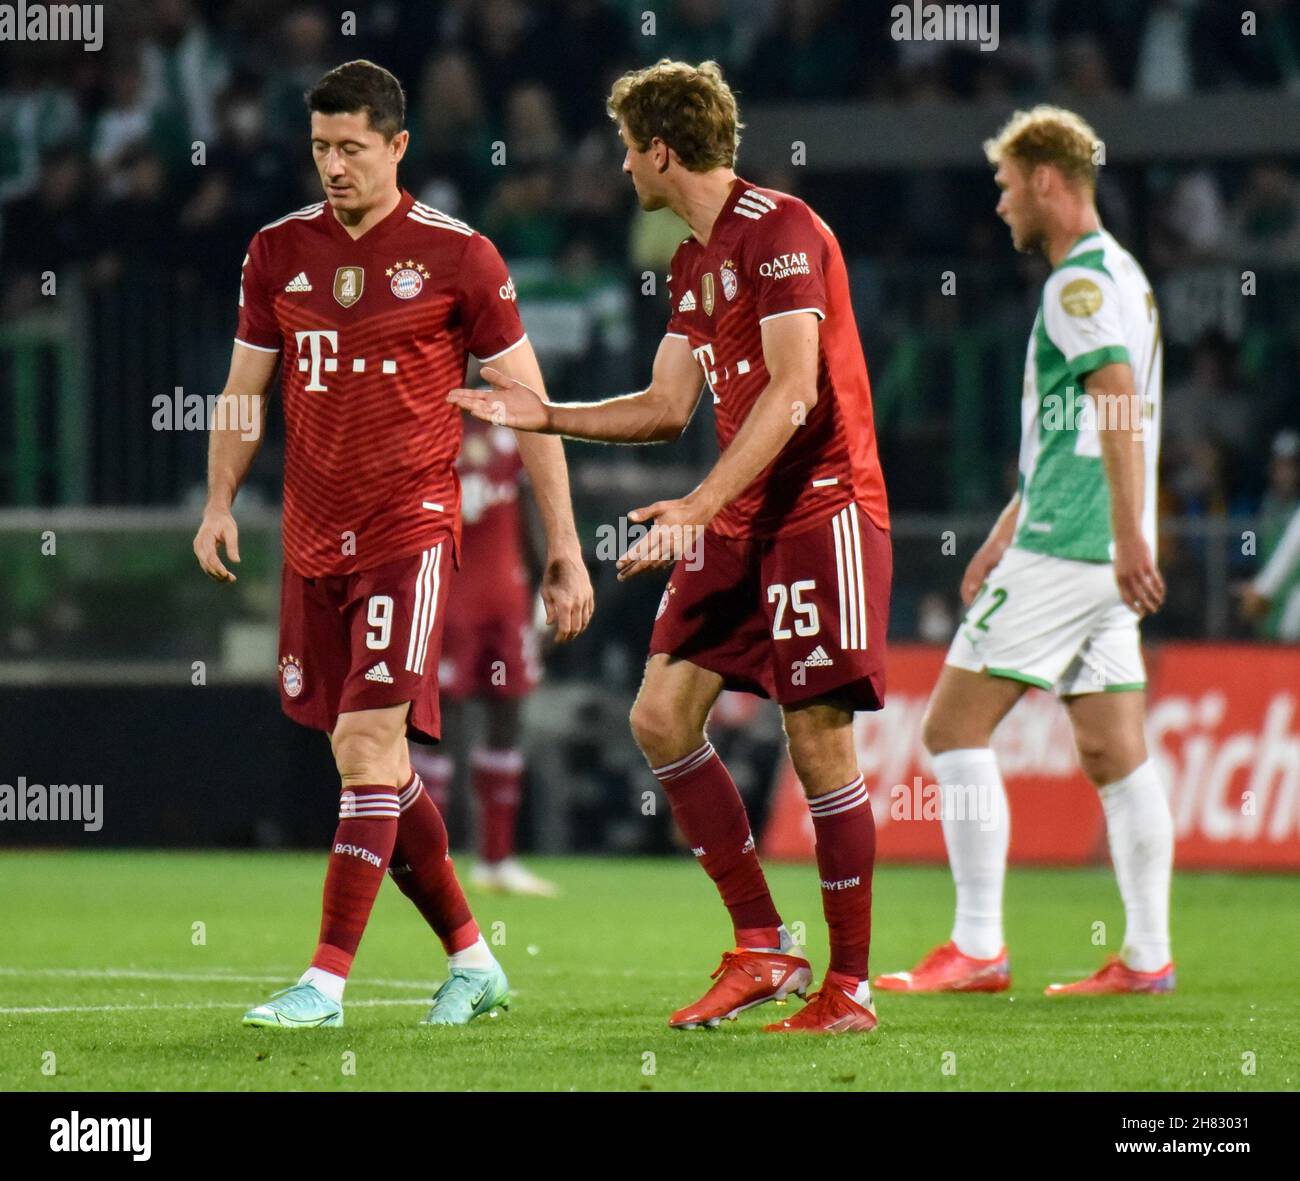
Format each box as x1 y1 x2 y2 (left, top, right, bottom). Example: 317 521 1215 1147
665 178 889 539
235 188 526 577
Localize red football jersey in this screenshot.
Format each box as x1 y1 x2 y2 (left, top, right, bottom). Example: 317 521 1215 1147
665 178 889 539
454 417 530 622
235 188 526 576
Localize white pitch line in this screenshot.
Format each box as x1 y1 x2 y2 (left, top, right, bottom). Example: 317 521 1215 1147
0 997 434 1016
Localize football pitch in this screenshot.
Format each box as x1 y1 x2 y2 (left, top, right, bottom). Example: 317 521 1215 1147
1 852 1296 1093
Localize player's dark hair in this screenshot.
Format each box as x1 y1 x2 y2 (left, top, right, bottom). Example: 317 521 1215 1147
306 60 406 141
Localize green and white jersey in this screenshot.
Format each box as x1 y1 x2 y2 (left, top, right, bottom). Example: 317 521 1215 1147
1013 229 1163 563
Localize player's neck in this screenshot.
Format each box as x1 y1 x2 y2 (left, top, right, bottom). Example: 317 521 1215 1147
671 169 739 246
331 184 402 238
1044 205 1102 267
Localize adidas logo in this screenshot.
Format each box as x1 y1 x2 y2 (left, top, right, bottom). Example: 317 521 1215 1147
741 832 755 855
364 661 394 684
284 271 312 292
803 645 834 668
677 289 696 312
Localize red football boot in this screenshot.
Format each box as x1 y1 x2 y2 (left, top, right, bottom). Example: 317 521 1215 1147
763 985 878 1034
669 949 813 1029
1045 955 1175 996
873 940 1011 993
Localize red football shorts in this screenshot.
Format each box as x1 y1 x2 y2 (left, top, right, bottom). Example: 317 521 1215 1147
278 539 452 743
439 608 540 701
649 501 891 710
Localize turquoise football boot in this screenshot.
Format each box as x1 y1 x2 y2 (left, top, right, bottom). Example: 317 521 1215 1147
242 983 343 1029
421 963 510 1025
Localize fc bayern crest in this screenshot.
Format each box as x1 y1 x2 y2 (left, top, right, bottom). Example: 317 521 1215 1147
388 259 429 299
720 263 738 301
279 654 304 698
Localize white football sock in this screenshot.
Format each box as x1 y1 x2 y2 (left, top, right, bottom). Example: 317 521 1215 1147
1099 759 1173 972
932 747 1010 960
448 935 496 971
298 966 345 1003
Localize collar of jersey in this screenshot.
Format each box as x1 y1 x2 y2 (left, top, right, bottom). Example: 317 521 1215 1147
324 187 416 246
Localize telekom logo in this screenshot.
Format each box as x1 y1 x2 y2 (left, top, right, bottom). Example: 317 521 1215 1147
294 329 398 392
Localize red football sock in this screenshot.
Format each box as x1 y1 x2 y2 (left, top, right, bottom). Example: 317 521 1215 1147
472 748 523 865
652 741 783 948
408 744 453 814
389 772 479 955
808 774 875 984
311 787 400 978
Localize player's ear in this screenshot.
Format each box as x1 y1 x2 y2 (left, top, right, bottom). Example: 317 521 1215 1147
390 129 410 164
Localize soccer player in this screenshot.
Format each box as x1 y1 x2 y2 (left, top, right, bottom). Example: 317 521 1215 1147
192 60 593 1029
451 60 892 1034
407 415 559 897
874 106 1174 997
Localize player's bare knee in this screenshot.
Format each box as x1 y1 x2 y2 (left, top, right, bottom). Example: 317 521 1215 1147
922 705 972 756
332 728 398 785
629 696 700 765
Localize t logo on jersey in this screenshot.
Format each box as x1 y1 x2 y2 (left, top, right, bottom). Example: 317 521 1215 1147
334 266 364 308
296 329 338 392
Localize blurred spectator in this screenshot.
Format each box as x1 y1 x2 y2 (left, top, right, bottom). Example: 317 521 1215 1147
176 80 295 280
745 0 861 101
1149 168 1229 266
1135 0 1197 99
92 54 188 191
479 167 565 258
1194 0 1300 93
0 147 94 318
263 6 337 143
1225 164 1300 264
1238 431 1300 639
413 49 496 211
0 63 83 201
140 0 231 149
660 0 742 72
1164 331 1257 456
1055 36 1119 101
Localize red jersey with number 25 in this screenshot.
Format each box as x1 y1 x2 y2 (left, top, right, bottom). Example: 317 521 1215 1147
236 188 526 577
666 178 889 539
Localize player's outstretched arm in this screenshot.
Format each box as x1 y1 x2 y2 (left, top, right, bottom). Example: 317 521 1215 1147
486 338 594 643
192 341 278 583
448 333 703 444
1086 361 1165 616
615 313 819 581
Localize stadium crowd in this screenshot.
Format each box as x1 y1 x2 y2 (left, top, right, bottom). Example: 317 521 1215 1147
1 0 1298 638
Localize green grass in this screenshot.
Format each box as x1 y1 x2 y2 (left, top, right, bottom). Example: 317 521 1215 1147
0 852 1296 1091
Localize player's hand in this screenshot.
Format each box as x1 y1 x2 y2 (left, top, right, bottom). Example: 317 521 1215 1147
960 540 1006 606
540 550 594 643
1114 534 1165 617
193 505 241 583
447 367 552 432
1236 582 1272 621
617 495 713 582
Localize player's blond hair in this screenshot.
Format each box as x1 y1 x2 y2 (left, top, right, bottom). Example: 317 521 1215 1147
983 105 1101 189
607 59 743 172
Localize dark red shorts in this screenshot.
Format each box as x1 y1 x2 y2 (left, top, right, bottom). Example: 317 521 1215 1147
439 608 540 700
648 502 891 710
278 539 452 743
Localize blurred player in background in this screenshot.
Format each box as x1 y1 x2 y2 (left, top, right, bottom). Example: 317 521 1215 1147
407 415 559 897
876 106 1174 998
1238 430 1300 639
453 59 891 1034
193 60 592 1030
